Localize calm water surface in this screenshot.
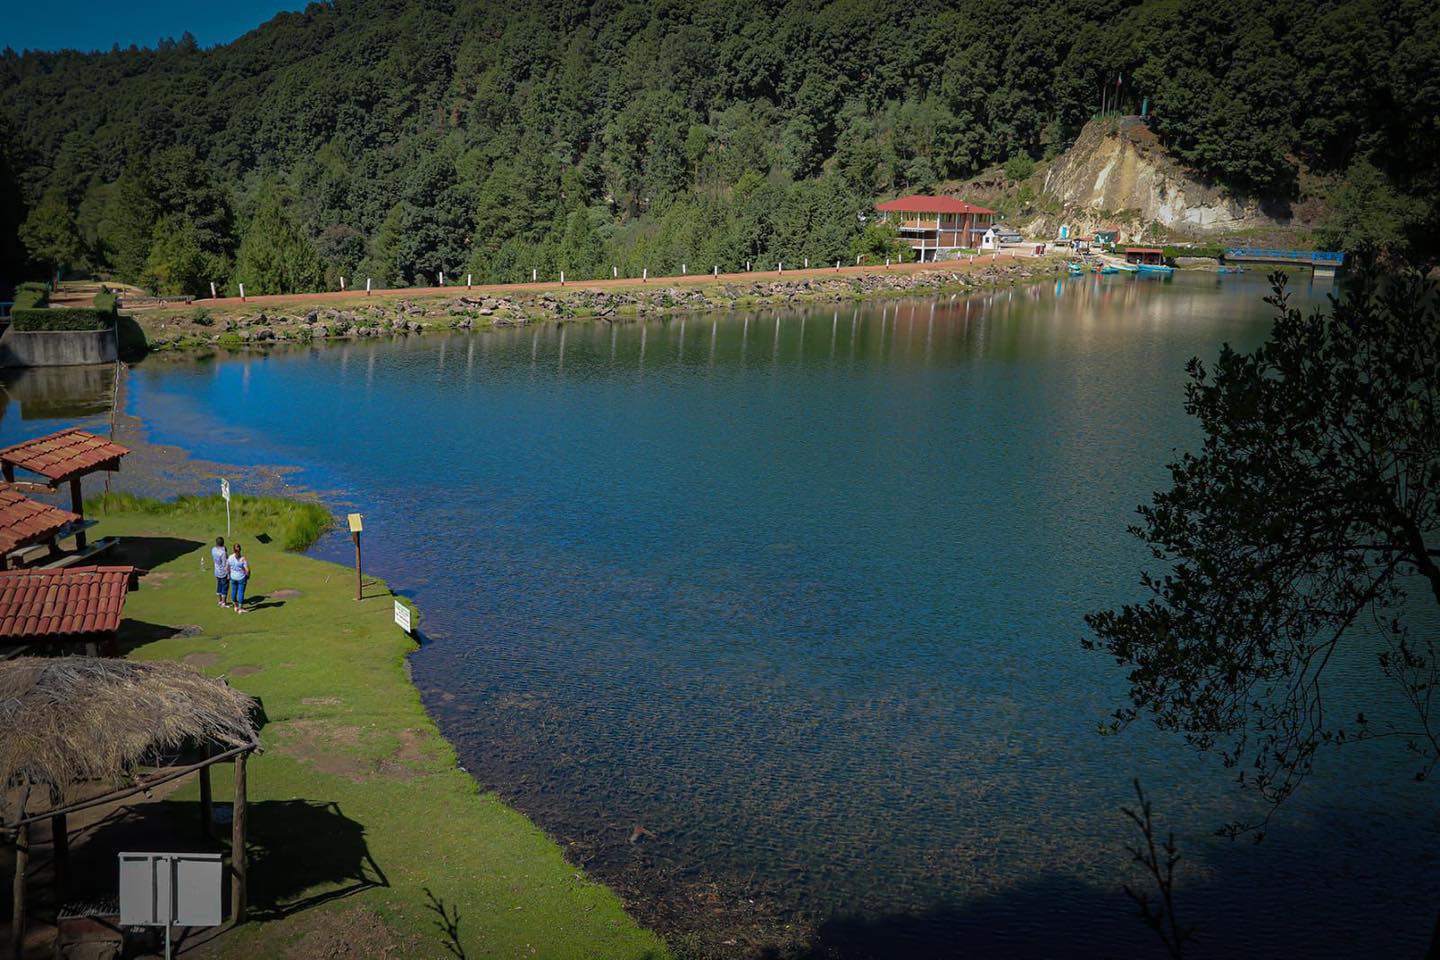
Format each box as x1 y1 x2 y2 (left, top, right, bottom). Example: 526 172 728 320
4 273 1435 957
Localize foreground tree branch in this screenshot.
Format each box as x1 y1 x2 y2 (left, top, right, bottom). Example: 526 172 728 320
1086 266 1439 815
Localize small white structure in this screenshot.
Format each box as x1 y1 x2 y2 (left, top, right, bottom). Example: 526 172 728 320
980 227 999 251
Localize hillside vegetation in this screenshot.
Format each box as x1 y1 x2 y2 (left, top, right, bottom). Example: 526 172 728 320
1 0 1435 294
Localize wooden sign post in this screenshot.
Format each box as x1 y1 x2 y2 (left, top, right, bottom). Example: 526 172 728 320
348 513 363 600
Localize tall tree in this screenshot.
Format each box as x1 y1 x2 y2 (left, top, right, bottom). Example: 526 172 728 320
18 191 83 283
234 190 326 295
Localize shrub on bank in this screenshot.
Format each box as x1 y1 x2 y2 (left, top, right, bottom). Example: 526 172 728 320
93 291 117 313
89 492 333 551
12 283 48 309
10 307 112 331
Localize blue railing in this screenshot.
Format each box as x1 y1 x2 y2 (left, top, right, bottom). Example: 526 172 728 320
1225 248 1346 265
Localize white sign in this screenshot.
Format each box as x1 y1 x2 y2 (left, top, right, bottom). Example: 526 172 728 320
220 478 232 537
119 851 224 930
394 599 412 634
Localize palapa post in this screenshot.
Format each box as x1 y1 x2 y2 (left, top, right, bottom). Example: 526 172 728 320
232 752 248 923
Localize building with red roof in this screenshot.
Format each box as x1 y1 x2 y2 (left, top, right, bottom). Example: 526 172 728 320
0 489 80 561
0 564 138 655
873 196 996 261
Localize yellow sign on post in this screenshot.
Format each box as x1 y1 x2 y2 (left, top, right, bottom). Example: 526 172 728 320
348 514 364 599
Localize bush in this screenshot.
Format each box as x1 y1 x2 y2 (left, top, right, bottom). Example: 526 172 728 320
12 282 48 310
10 308 112 331
92 291 117 314
1004 154 1036 182
88 492 333 551
191 307 213 326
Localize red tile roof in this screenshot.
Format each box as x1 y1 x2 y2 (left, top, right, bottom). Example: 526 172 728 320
0 490 80 555
0 565 136 639
874 196 996 215
0 429 130 482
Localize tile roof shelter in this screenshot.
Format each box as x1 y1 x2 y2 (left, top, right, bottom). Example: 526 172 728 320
1123 246 1166 265
0 491 80 562
0 430 129 551
0 565 137 657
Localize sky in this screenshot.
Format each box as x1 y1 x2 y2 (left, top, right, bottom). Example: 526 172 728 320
6 1 305 54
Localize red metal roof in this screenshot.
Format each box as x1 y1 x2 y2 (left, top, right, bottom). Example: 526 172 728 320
1123 246 1165 254
0 490 80 555
0 429 130 482
0 565 136 639
874 196 996 215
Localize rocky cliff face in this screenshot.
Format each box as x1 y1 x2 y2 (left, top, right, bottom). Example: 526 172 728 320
1038 116 1287 238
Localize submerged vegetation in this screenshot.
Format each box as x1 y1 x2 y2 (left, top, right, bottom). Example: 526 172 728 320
1 0 1436 297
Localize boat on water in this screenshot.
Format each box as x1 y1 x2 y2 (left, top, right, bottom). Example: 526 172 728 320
1216 266 1246 275
1096 265 1119 275
1111 261 1140 273
1067 263 1086 276
1137 263 1175 276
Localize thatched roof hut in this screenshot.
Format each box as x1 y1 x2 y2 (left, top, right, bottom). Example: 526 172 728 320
0 657 257 817
1 657 260 956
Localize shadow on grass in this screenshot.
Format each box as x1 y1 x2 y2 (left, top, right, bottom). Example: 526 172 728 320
111 535 206 571
242 594 287 611
64 799 385 923
246 799 388 919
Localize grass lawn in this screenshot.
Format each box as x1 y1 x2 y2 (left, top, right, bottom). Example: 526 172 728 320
91 494 668 960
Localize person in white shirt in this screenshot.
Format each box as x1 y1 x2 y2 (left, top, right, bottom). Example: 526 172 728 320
227 543 251 614
211 537 230 608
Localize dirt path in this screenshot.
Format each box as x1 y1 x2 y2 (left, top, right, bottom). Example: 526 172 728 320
192 255 1027 310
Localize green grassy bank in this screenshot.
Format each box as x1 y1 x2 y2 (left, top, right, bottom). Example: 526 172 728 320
91 493 668 960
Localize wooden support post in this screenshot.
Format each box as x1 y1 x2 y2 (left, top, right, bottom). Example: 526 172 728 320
69 477 86 550
199 757 213 839
11 823 28 960
50 814 67 904
231 754 248 924
352 530 362 601
1 464 13 484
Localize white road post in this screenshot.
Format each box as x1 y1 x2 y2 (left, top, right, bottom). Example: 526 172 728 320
805 258 809 268
778 261 783 273
209 282 217 299
238 283 245 301
613 266 618 278
439 271 445 286
560 271 565 285
682 263 686 275
340 276 346 291
713 265 718 277
643 267 648 282
467 273 472 288
532 268 537 282
835 260 840 271
366 277 372 295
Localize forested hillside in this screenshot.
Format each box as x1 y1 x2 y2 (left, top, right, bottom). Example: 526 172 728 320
1 0 1435 294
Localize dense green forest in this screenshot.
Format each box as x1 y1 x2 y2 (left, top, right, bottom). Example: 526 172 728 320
0 0 1435 295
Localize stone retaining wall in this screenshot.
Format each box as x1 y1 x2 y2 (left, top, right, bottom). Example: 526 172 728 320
0 324 117 367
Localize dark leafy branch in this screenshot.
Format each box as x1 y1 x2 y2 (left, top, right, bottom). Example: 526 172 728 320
1085 266 1440 827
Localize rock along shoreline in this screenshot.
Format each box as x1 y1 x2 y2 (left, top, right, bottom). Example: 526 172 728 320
134 259 1067 352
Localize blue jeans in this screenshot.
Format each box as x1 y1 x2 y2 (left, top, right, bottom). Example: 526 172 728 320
230 578 247 606
216 576 229 598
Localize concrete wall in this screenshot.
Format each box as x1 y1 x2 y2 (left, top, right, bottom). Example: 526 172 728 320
0 324 117 367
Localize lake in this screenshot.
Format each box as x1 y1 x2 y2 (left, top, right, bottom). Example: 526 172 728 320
4 272 1434 958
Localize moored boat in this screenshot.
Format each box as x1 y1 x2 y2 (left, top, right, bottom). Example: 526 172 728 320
1137 263 1175 276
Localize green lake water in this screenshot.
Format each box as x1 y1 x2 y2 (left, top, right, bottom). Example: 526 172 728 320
3 271 1434 957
